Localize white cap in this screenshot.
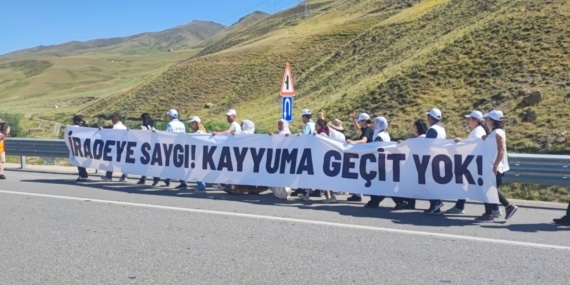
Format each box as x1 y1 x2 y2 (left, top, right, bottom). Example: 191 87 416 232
356 113 370 122
464 110 483 121
166 109 178 118
426 108 442 120
226 109 237 116
188 116 201 123
484 110 504 121
301 109 312 116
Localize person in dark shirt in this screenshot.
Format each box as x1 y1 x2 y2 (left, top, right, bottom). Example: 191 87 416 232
347 113 374 144
71 115 89 182
553 203 570 226
392 119 428 211
346 113 373 202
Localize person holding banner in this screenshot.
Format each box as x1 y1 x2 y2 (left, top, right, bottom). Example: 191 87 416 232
292 109 320 197
188 116 207 191
476 110 518 223
365 116 394 208
425 108 447 215
102 113 129 182
71 115 90 182
300 109 316 135
213 109 242 136
302 118 337 202
393 119 429 210
162 109 188 189
445 110 489 214
327 118 346 142
273 119 291 136
189 116 207 133
268 119 292 199
346 112 374 202
137 113 156 185
241 120 255 134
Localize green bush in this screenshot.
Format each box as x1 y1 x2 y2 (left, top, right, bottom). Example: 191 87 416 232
0 113 24 137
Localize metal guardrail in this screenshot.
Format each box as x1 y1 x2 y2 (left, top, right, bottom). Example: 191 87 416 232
4 138 570 187
503 153 570 187
5 138 70 169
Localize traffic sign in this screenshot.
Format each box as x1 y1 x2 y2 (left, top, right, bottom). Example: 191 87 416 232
280 62 295 96
282 96 293 122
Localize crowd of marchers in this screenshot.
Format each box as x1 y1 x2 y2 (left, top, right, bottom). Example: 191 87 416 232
66 107 570 226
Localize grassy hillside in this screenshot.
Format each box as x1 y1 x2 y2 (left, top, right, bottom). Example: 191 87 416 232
0 21 231 124
84 0 418 121
0 49 200 119
323 0 570 153
84 0 569 154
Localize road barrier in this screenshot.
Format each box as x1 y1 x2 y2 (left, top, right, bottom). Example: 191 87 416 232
6 138 69 169
5 138 570 187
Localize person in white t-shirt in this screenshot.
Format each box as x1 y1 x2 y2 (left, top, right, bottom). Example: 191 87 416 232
161 109 187 189
327 118 346 142
475 110 518 223
189 116 207 134
102 113 128 182
445 110 489 214
213 109 242 135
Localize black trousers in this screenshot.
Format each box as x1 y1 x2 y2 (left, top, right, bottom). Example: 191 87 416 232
165 178 186 186
483 173 510 215
369 195 384 206
106 171 126 179
369 195 404 207
392 197 416 208
566 201 570 216
77 167 88 178
454 199 466 210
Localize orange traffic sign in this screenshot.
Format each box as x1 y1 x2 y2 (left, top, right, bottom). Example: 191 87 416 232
280 62 295 96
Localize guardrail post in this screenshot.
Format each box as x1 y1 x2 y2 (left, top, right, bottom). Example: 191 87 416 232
20 156 26 169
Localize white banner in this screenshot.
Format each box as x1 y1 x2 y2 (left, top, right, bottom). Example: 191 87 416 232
65 127 500 203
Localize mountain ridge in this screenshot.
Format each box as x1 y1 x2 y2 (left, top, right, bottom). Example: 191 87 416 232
1 20 226 57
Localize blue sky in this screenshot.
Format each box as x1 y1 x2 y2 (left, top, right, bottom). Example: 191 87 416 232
0 0 300 55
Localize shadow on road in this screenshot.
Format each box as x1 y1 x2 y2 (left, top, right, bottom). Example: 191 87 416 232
18 178 569 231
480 223 570 232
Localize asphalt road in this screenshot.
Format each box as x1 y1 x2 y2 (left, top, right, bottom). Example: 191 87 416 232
1 169 569 284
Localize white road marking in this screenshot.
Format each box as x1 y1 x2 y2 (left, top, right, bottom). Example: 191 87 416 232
1 189 569 251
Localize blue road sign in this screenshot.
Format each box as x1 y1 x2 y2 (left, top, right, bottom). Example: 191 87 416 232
281 96 293 122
